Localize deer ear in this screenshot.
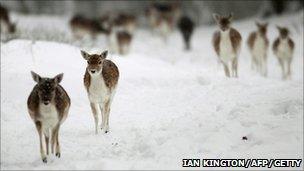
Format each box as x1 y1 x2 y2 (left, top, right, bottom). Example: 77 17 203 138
31 71 41 83
228 13 233 21
101 50 108 59
213 13 220 22
54 73 64 84
81 50 90 60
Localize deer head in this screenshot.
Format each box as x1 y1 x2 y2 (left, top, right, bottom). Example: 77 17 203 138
213 13 233 32
31 71 63 105
276 26 290 39
81 50 108 76
255 21 268 36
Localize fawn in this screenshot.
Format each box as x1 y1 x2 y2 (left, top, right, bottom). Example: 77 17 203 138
81 50 119 134
178 16 195 50
212 13 242 77
0 5 16 34
247 22 269 76
273 26 295 80
27 71 70 163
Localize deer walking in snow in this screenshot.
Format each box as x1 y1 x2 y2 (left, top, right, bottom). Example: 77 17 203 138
81 50 119 134
212 13 242 77
27 71 70 163
273 26 295 80
247 22 269 76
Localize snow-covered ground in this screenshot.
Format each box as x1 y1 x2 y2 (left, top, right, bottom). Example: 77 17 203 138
1 11 303 170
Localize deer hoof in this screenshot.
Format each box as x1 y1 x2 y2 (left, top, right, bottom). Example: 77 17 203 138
55 152 61 158
42 158 47 163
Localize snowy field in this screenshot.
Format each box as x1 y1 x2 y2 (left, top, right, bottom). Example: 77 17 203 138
1 11 303 170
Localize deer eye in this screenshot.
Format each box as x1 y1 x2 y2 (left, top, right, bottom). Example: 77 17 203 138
87 61 90 64
98 61 102 64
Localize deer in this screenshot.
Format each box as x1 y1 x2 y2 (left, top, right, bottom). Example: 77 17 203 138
113 13 137 34
81 50 119 134
145 2 180 41
70 14 109 40
272 26 295 80
116 31 132 55
27 71 70 163
212 13 242 77
178 16 195 50
247 22 269 76
0 5 16 34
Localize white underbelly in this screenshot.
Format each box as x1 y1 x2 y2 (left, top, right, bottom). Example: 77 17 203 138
39 104 59 136
277 43 292 59
219 41 235 63
252 37 267 59
88 75 110 103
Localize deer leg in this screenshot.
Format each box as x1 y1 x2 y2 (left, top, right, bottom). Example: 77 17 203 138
51 124 59 155
35 121 47 163
232 58 238 77
278 58 285 79
287 58 292 79
102 99 111 134
223 63 230 77
45 134 49 155
55 126 61 158
90 103 99 134
263 57 267 77
99 103 105 131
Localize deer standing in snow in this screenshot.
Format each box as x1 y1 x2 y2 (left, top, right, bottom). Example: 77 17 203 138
178 16 195 50
27 71 70 163
107 13 135 55
273 26 295 80
81 50 119 134
247 22 269 76
212 13 242 77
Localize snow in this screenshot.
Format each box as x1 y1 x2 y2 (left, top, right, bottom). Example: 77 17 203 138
1 11 303 170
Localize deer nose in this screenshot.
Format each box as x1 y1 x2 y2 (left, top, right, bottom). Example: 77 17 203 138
43 101 50 105
90 69 96 74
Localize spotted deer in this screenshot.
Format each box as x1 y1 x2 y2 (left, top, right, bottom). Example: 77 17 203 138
273 26 295 80
27 71 70 163
0 5 16 34
81 50 119 134
212 13 242 77
247 22 269 76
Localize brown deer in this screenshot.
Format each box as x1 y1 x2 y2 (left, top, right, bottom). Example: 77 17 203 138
247 22 269 76
212 13 242 77
0 5 16 34
27 71 70 163
113 13 136 34
117 31 132 55
81 50 119 134
145 2 180 41
70 14 109 39
273 26 295 80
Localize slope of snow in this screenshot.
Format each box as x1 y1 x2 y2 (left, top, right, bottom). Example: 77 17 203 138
1 12 303 170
